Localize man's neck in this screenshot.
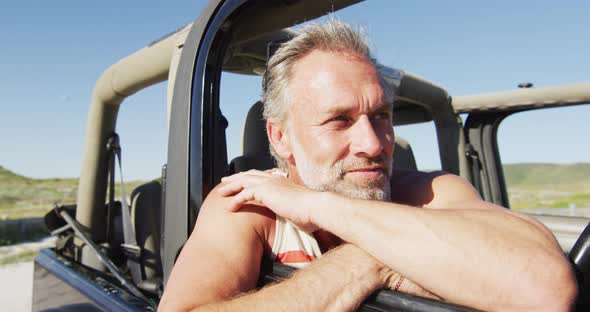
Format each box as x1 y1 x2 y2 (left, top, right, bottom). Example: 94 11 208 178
285 166 343 251
287 166 305 185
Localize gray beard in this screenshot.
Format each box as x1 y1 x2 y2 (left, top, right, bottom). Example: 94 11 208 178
302 174 391 201
288 130 392 202
295 156 392 202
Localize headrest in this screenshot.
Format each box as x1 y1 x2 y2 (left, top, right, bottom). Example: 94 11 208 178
243 101 272 158
230 101 275 173
392 137 417 171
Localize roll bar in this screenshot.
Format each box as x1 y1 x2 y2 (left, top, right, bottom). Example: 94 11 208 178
76 25 190 244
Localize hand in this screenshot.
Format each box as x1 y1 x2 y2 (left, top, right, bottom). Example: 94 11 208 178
381 267 441 300
327 245 440 300
217 169 321 232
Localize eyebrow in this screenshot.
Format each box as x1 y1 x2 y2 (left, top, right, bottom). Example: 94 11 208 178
323 101 393 116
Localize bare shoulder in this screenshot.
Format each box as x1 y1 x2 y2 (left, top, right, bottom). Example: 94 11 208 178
198 183 276 242
390 169 482 209
159 183 276 310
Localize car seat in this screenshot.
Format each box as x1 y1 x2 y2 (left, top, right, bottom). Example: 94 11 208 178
130 180 163 294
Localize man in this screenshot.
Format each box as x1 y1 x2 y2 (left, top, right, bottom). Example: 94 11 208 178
159 19 576 311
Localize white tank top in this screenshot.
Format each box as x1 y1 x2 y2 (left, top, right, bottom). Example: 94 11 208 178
270 215 323 268
267 168 323 268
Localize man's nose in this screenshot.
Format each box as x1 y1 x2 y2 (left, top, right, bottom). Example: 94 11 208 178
350 116 383 158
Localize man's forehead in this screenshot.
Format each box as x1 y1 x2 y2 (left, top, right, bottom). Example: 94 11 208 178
291 49 375 79
289 56 390 115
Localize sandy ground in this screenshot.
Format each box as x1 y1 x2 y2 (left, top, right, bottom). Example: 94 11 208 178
0 261 33 312
0 237 55 312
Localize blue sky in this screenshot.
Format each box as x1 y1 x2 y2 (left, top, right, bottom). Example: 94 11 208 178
1 0 589 181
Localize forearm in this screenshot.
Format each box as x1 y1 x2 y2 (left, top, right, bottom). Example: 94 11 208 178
313 193 576 311
192 244 383 312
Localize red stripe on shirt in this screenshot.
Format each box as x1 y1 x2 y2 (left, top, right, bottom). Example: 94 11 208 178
276 250 316 263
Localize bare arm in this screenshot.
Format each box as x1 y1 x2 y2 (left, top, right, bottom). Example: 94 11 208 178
159 185 393 311
194 244 391 312
312 173 577 311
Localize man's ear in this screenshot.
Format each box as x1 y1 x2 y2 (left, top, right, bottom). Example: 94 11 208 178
266 119 292 159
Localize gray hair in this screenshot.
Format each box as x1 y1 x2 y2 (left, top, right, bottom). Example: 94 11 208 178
262 18 393 171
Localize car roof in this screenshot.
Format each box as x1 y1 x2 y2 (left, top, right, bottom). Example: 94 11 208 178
452 82 590 113
220 25 590 118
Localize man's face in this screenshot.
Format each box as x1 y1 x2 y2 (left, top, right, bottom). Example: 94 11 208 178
283 50 394 201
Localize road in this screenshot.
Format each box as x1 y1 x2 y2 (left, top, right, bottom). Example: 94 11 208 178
521 207 590 218
0 237 55 311
0 261 33 312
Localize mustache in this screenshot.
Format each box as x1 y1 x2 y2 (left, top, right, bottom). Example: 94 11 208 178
336 155 391 176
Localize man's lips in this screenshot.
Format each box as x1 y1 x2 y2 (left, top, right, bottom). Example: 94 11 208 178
345 166 386 179
346 166 384 173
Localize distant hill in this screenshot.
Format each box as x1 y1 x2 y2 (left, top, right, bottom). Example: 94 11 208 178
0 166 144 220
503 163 590 190
1 163 589 218
503 163 590 209
0 166 29 182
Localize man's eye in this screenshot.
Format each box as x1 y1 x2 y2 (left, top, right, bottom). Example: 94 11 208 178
328 116 349 123
325 116 351 127
372 112 392 121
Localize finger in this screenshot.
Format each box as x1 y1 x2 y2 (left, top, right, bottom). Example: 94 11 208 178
221 169 272 183
264 168 284 175
398 278 440 300
217 181 245 196
218 175 266 196
221 170 255 182
227 188 260 212
245 169 273 176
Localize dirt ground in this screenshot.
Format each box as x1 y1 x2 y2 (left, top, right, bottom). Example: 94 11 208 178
0 261 33 312
0 237 56 312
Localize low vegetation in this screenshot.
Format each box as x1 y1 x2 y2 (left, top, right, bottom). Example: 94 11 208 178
0 249 39 266
504 163 590 210
0 163 585 267
0 166 145 220
1 163 589 220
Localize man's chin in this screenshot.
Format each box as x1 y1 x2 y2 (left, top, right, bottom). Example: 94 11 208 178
333 180 390 201
336 187 389 201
